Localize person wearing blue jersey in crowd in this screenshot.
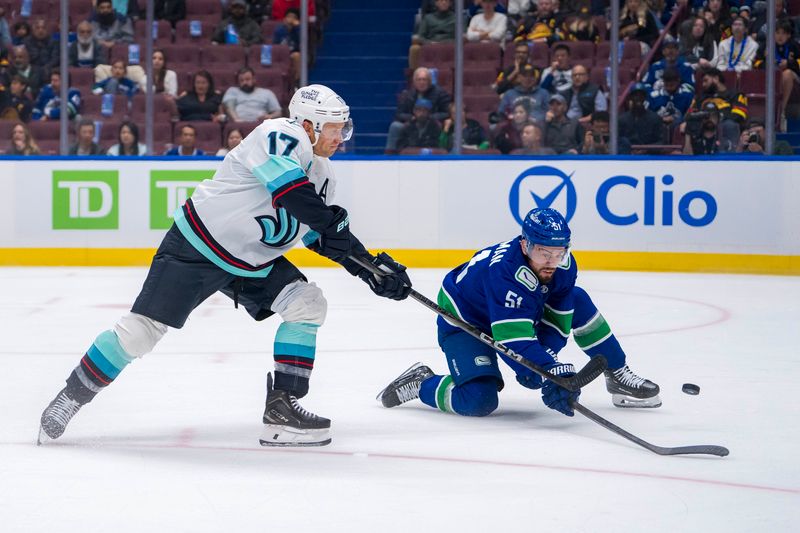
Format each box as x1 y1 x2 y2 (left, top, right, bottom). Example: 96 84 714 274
378 208 661 418
39 84 412 448
642 38 695 92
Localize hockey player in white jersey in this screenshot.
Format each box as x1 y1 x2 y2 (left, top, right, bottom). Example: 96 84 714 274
38 84 412 447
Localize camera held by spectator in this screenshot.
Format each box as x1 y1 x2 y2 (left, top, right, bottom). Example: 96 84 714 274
683 101 727 154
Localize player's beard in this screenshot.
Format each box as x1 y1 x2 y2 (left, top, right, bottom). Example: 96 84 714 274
535 266 555 284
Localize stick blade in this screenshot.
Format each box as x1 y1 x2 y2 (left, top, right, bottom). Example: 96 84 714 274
653 444 730 457
565 355 608 391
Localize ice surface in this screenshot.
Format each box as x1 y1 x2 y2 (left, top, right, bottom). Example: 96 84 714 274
1 267 798 532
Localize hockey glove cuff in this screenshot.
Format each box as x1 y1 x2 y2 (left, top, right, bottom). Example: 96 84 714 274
541 363 579 416
356 252 412 301
315 206 366 261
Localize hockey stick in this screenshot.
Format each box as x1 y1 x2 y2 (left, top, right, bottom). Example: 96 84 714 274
353 255 730 458
348 255 607 392
570 402 729 456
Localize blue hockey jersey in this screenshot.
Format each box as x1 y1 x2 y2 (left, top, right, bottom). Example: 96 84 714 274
437 236 578 369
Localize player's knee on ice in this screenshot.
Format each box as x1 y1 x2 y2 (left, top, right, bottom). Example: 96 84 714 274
455 377 500 416
270 280 327 326
113 312 168 358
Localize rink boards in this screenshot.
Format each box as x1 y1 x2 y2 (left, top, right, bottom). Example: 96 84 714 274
1 156 798 274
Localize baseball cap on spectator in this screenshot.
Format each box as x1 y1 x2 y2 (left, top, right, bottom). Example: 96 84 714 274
630 82 649 95
414 98 433 110
702 101 719 114
230 0 247 6
520 64 537 76
739 5 751 14
662 37 678 49
549 93 567 105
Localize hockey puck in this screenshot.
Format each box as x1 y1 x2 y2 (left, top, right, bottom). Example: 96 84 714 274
682 383 700 395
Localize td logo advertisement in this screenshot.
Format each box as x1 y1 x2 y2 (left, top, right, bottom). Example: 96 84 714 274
52 171 119 230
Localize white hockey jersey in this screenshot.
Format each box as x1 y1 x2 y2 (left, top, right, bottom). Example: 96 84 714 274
173 118 336 277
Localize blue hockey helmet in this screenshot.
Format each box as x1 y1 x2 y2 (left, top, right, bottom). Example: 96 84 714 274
521 208 571 248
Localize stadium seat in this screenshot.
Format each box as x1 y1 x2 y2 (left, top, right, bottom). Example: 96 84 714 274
559 41 594 68
202 45 247 70
463 68 498 91
185 0 223 17
129 94 179 123
261 20 281 41
398 147 448 155
81 93 129 120
464 41 502 71
595 40 641 68
245 44 292 74
67 68 95 92
97 120 122 145
134 19 173 45
174 19 215 42
252 69 290 104
160 44 202 70
224 121 260 141
419 43 455 69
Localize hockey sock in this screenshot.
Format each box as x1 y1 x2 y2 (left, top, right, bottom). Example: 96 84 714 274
420 375 499 417
573 312 625 369
67 330 137 404
272 322 318 398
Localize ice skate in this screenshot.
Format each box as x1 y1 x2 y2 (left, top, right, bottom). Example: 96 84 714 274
259 373 331 447
604 365 661 408
376 362 434 408
38 387 85 445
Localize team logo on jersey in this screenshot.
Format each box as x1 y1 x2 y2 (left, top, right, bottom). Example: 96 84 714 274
514 266 539 292
256 208 300 248
508 165 577 225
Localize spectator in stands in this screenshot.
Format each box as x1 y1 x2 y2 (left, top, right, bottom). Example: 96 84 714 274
466 0 507 44
223 67 282 122
272 0 316 23
217 128 243 156
581 111 631 154
507 0 533 28
166 124 205 156
712 16 758 72
91 0 135 49
703 0 732 43
540 43 573 94
146 49 178 98
242 0 269 23
511 121 556 155
0 75 33 122
10 46 45 99
679 16 718 69
647 67 694 130
467 0 507 18
409 0 456 71
748 0 787 43
111 0 142 20
107 121 147 156
69 21 109 69
439 102 489 151
24 18 58 74
619 83 665 146
544 93 582 154
11 21 31 47
397 98 442 152
212 0 263 46
563 64 606 126
561 6 601 43
619 0 659 53
7 122 40 155
69 118 105 155
514 0 564 44
154 0 186 29
31 69 82 121
736 120 766 154
386 67 451 153
755 18 800 131
177 70 224 122
273 8 301 85
92 59 139 98
498 64 549 124
494 101 531 154
686 66 747 147
0 5 11 52
643 38 695 90
494 42 531 95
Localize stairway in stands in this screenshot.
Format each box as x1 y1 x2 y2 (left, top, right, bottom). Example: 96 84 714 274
310 0 418 154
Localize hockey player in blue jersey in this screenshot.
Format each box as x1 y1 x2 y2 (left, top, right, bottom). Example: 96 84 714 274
38 84 412 447
377 207 660 417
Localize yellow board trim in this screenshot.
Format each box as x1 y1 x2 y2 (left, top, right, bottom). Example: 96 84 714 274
1 248 798 275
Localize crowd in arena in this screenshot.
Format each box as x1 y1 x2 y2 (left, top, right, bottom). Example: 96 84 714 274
0 0 795 156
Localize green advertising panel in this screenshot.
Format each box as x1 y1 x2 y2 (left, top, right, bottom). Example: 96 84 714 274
52 171 119 230
150 170 215 229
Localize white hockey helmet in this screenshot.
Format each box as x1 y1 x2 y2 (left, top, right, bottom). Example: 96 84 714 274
289 84 353 142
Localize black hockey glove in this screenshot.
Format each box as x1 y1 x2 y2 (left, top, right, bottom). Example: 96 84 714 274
315 206 362 261
356 252 412 301
541 362 580 416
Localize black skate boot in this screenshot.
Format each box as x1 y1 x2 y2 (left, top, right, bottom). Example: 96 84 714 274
604 365 661 408
38 387 86 445
376 362 434 408
259 373 331 447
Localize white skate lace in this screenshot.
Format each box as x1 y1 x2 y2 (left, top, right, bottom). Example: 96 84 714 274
613 366 646 388
396 381 421 403
289 396 318 420
48 394 81 427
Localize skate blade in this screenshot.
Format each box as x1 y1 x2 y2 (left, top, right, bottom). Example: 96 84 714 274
37 427 52 446
612 394 662 408
259 424 331 447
